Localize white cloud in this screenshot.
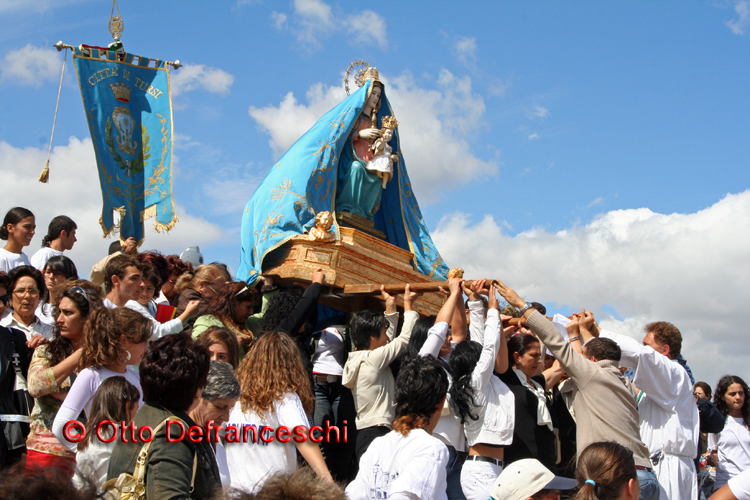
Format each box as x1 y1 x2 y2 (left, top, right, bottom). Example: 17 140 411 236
344 10 388 49
587 197 604 208
271 11 288 30
432 191 750 386
273 0 388 51
528 132 540 141
170 64 234 97
455 36 477 67
0 137 224 278
531 104 549 119
249 70 497 202
727 0 750 35
0 44 62 87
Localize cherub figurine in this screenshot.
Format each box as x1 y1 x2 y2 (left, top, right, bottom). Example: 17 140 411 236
366 116 399 189
309 211 336 242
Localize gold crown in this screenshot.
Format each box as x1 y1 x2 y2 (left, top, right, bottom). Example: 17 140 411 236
110 82 131 103
381 115 399 130
355 66 380 88
345 60 381 95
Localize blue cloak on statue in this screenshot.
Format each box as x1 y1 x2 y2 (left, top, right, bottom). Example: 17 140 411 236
237 79 449 284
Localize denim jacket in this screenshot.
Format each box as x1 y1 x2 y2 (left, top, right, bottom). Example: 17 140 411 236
107 403 221 500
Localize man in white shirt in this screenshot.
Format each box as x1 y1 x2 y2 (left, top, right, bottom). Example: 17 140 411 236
102 254 144 308
29 215 77 270
599 321 699 500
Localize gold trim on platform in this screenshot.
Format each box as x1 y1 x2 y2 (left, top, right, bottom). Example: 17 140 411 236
336 211 385 239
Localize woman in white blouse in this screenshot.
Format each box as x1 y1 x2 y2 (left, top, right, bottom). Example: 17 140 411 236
0 266 53 347
710 375 750 491
0 207 35 273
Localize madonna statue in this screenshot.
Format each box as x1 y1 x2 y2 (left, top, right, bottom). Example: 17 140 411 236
237 62 449 284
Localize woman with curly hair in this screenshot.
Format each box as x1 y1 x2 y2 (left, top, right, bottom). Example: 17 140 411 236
172 263 229 334
191 281 257 351
225 331 332 492
52 307 151 451
709 375 750 490
25 281 101 473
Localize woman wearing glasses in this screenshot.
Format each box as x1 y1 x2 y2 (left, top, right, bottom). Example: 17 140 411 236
39 256 78 325
0 207 35 273
0 266 54 347
25 281 101 474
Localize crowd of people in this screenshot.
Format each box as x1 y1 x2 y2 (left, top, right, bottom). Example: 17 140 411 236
0 205 749 500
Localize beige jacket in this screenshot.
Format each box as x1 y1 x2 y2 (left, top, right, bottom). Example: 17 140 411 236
343 310 418 430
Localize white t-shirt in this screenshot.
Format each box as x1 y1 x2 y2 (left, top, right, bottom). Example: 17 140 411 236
30 247 63 271
74 436 115 489
709 416 750 489
729 468 750 500
224 392 310 493
52 366 142 451
312 327 346 376
346 429 449 500
0 248 31 273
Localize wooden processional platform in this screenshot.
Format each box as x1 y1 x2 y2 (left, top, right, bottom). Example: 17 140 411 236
262 227 445 316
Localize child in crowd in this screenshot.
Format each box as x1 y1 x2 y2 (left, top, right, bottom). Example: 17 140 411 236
52 307 151 451
74 376 140 488
343 285 420 460
125 263 200 340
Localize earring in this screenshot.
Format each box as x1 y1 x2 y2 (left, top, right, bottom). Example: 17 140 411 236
121 350 132 363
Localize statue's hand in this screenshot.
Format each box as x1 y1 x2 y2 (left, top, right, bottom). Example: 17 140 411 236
358 128 380 141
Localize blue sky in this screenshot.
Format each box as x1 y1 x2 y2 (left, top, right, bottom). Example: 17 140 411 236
1 0 749 385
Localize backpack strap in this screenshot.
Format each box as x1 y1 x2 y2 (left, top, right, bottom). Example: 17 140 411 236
130 415 197 494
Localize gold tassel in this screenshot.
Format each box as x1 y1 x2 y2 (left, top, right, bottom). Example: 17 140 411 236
38 160 50 183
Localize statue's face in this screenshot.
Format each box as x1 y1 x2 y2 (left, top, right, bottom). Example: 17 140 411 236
318 213 333 230
366 85 382 109
382 128 393 142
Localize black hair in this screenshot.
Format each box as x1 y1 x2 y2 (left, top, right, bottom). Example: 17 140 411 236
0 207 34 240
140 264 162 298
41 215 76 248
406 315 436 356
530 302 547 316
714 375 750 429
694 381 712 400
448 340 482 424
44 255 78 280
8 265 47 303
258 286 305 333
584 338 621 362
507 332 540 367
102 254 141 293
350 309 388 350
393 355 449 435
140 334 211 412
0 271 10 291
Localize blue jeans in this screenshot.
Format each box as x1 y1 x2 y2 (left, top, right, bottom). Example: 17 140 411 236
638 468 660 500
445 445 468 500
313 380 358 483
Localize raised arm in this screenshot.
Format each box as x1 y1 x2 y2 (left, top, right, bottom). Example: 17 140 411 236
371 285 418 370
419 278 462 357
496 280 596 386
471 285 501 395
463 278 487 343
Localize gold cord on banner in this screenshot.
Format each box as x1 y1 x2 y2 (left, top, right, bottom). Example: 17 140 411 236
39 48 67 183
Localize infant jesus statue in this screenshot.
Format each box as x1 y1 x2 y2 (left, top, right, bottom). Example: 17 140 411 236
366 115 399 189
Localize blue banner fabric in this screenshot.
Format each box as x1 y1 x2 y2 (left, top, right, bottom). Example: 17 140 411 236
72 47 177 245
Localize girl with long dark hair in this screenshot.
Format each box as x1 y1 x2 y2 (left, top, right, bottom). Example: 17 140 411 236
0 207 35 273
710 375 750 490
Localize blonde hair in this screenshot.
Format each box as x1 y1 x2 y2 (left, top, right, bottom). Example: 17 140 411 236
79 308 152 369
174 263 229 295
237 331 313 416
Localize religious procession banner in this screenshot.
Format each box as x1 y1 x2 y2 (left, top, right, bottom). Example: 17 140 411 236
72 46 176 244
